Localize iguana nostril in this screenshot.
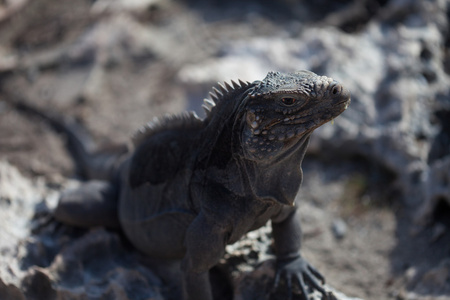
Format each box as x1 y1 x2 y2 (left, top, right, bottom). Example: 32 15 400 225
331 84 342 95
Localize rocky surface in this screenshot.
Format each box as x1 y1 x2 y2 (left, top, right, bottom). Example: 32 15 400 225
0 161 360 300
0 0 450 299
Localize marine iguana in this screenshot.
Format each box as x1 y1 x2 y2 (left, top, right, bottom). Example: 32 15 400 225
51 70 351 300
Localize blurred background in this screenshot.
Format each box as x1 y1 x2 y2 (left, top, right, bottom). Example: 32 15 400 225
0 0 449 299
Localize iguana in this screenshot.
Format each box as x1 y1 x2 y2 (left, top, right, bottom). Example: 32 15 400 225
49 70 350 300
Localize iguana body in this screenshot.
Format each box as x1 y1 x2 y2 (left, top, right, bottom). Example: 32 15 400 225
54 70 351 300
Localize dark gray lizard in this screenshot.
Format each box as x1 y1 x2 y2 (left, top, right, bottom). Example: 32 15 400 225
51 70 350 300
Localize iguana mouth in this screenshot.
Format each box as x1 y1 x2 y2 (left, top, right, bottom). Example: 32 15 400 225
282 113 314 125
336 99 351 107
261 113 314 131
264 119 283 129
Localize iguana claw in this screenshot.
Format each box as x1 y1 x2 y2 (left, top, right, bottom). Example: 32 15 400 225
272 255 328 300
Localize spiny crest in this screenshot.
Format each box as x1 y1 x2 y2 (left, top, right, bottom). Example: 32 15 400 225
133 79 253 146
132 111 203 146
202 79 252 116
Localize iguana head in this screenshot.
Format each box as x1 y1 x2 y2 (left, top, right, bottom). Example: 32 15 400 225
241 70 351 161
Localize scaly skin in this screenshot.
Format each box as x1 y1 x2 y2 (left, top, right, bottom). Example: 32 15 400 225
53 70 351 300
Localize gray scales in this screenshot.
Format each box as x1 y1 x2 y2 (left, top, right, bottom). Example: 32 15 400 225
52 70 351 300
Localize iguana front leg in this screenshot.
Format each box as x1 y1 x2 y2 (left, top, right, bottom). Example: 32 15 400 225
272 209 328 300
181 213 227 300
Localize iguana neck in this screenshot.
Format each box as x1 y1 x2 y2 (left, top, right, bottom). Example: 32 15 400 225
236 133 311 206
200 116 311 206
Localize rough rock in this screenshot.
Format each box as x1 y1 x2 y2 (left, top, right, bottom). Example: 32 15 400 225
0 161 360 299
177 0 450 213
331 218 347 240
396 259 450 300
225 225 362 300
417 156 450 225
1 0 450 299
0 278 25 300
0 160 47 287
21 229 165 300
0 161 165 300
234 260 363 300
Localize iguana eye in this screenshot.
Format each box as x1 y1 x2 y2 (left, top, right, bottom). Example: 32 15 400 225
281 97 296 106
